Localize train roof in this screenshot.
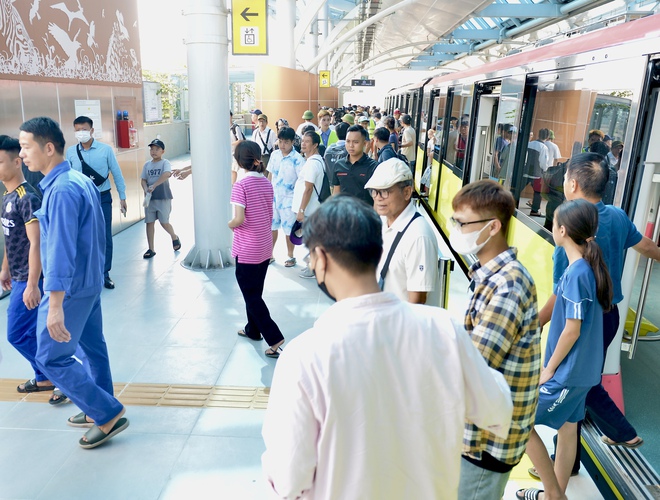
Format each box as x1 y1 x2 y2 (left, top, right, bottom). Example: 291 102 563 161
427 13 660 87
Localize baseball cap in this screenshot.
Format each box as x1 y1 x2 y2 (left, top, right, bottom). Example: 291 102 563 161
257 114 268 122
358 115 369 123
302 110 314 120
604 134 612 141
290 220 304 245
364 158 413 190
250 109 262 115
148 139 165 149
342 114 355 125
394 108 400 114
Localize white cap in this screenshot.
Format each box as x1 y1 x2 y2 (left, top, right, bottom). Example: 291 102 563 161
364 158 413 190
358 115 369 123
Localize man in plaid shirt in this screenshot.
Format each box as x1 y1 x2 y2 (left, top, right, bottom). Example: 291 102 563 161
450 180 541 499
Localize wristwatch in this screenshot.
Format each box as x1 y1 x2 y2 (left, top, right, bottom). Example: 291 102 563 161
299 208 305 213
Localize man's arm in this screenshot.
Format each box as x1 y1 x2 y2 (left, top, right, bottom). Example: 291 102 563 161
407 291 427 304
539 293 556 328
332 185 341 195
147 171 172 193
107 150 127 203
23 221 41 310
0 252 11 291
633 236 660 262
297 182 314 222
46 290 70 342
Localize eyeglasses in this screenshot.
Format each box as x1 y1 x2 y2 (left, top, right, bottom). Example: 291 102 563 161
368 187 395 199
449 217 495 228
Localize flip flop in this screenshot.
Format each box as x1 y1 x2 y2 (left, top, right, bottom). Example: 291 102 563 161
528 465 578 480
172 237 181 251
284 257 296 267
67 411 94 428
601 435 644 449
16 379 55 393
49 389 70 406
516 488 544 500
237 329 262 341
79 417 129 449
143 249 156 259
265 345 283 358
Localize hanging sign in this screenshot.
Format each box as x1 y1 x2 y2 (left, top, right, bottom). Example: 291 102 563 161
232 0 268 55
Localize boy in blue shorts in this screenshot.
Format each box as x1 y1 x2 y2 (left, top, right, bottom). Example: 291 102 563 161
518 199 612 500
0 136 52 393
141 139 180 258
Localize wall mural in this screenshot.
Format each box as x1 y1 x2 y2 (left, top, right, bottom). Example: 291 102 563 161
0 0 141 85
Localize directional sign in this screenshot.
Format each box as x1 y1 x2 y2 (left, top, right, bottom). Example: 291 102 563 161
232 0 268 55
319 70 331 88
351 79 375 87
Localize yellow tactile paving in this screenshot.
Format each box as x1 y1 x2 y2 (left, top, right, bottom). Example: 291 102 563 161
0 379 270 409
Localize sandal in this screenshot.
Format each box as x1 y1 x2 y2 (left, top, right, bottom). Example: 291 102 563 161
284 257 296 267
49 389 70 406
601 435 644 449
516 488 544 500
16 379 54 393
79 417 130 449
265 345 284 358
238 329 263 341
269 257 276 265
172 237 181 251
67 411 94 428
143 249 156 259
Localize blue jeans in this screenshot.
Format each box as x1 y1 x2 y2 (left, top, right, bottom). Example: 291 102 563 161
458 457 511 500
7 279 45 381
100 190 113 279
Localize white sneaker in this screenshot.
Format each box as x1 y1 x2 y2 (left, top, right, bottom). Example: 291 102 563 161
299 266 315 279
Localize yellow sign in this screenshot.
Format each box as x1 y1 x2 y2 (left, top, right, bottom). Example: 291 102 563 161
232 0 268 55
319 71 331 88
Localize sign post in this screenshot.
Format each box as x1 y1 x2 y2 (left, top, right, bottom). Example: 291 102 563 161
319 70 331 88
231 0 268 55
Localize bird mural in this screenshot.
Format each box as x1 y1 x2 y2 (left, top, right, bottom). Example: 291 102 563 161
48 22 81 71
87 20 97 49
29 0 41 24
51 0 88 31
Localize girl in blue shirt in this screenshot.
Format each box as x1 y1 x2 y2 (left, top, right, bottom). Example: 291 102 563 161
517 199 612 500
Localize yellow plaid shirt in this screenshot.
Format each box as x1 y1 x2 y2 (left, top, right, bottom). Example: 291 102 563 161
463 248 541 465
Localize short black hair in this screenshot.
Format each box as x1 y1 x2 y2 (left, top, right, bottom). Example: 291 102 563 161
303 195 383 274
347 125 368 141
277 126 295 141
384 116 395 130
589 140 610 156
373 127 390 142
233 140 265 173
304 130 321 146
19 117 66 155
0 135 20 157
335 121 350 140
73 116 93 128
566 152 610 199
401 114 412 125
302 124 316 135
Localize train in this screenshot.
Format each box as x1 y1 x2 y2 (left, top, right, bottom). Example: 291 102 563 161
386 13 660 500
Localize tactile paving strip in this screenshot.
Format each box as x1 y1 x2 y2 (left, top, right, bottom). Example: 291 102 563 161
0 379 270 409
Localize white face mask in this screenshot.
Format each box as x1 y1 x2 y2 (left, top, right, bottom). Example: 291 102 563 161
75 130 92 143
449 220 493 256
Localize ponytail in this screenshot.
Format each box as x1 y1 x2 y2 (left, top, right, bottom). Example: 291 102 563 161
555 199 613 310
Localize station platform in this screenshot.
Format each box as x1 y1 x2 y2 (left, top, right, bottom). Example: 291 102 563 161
0 155 601 499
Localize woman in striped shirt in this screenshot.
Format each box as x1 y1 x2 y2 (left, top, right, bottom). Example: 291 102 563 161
229 141 285 358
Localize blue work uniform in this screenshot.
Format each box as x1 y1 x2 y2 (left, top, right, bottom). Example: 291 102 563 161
34 161 123 426
66 140 126 279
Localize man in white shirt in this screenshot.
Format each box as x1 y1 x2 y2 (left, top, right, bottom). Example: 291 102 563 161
262 195 513 500
365 158 438 304
250 114 276 169
545 129 562 167
400 114 417 169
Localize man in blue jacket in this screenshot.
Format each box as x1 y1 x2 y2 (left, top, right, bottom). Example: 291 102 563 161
19 117 128 449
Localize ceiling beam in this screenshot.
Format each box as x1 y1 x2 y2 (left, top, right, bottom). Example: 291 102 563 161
478 3 562 19
450 28 501 40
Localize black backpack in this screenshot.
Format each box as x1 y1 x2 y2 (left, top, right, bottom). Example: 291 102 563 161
312 157 331 203
396 150 411 171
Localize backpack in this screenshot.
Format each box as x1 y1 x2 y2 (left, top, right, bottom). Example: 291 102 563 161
311 157 331 203
542 160 568 193
396 150 411 171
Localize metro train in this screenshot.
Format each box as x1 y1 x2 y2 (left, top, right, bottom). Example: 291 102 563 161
386 14 660 500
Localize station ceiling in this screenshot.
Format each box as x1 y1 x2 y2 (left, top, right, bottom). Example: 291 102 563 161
296 0 655 87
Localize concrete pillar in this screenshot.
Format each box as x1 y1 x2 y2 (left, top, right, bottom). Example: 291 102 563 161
307 16 319 74
275 0 296 69
182 0 233 269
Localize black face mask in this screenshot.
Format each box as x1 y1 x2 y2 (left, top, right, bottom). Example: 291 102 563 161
314 250 336 302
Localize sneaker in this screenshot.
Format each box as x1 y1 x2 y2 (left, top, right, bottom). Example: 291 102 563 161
299 266 315 279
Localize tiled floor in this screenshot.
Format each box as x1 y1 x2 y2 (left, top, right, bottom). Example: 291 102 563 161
0 155 601 499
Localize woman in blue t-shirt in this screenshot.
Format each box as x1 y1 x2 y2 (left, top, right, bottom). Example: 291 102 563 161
517 199 612 500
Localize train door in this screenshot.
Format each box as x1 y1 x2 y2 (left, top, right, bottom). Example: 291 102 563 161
467 82 501 183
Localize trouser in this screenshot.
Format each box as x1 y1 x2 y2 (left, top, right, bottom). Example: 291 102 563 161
35 292 123 426
527 179 542 212
235 258 284 347
101 190 113 279
7 279 46 381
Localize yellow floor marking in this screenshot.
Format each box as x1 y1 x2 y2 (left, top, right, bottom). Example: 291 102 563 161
0 379 270 409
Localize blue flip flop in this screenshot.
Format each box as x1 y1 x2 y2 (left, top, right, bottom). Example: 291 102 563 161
79 417 129 449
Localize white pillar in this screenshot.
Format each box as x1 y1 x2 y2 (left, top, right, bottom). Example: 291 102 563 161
321 3 329 72
182 0 233 269
275 0 296 69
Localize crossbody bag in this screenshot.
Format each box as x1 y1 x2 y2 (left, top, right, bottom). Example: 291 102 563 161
257 129 273 156
77 144 108 187
379 211 421 290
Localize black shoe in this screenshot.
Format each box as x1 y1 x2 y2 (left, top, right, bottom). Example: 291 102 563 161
104 277 115 289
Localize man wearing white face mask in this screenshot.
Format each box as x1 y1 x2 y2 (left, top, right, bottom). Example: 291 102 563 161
451 180 541 500
66 116 126 290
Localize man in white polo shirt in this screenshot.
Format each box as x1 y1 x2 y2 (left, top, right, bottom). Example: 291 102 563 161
365 158 438 304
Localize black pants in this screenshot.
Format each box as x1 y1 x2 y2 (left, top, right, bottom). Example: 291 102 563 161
100 190 113 279
235 258 284 347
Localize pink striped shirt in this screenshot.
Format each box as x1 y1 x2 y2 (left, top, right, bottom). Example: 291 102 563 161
230 172 274 264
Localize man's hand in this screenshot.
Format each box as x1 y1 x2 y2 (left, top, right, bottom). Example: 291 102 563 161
296 210 304 222
23 283 41 310
0 269 11 291
47 305 71 343
539 366 555 386
120 199 127 213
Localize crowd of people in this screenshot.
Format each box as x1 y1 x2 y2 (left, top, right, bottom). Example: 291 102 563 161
1 104 659 500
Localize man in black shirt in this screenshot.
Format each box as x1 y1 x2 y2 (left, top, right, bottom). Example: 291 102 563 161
332 125 378 206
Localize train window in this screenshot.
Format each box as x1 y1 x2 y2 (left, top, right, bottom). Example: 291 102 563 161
510 61 642 232
433 93 447 160
445 85 473 173
469 83 502 183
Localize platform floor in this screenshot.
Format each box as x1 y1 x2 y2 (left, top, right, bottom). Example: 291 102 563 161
0 155 601 499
